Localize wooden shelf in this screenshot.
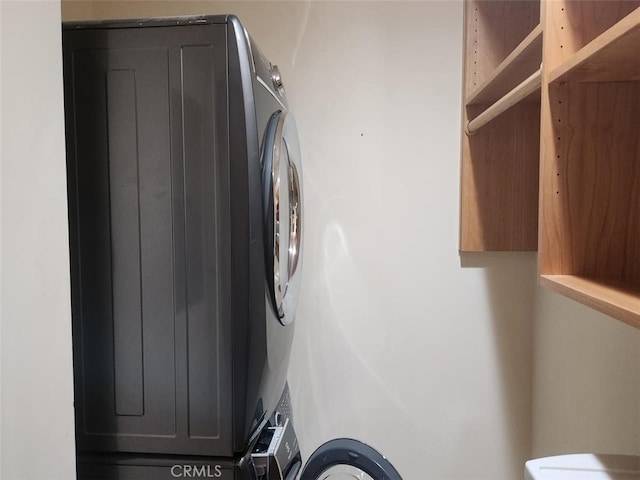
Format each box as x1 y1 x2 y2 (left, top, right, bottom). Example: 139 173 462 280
538 3 640 329
463 0 540 96
460 102 540 252
550 6 640 83
539 79 640 328
461 0 640 328
541 275 640 329
467 24 543 106
460 0 540 253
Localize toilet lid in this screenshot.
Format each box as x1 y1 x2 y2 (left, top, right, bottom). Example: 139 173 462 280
525 453 640 479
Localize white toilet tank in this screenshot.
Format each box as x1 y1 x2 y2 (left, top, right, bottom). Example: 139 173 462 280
525 454 640 479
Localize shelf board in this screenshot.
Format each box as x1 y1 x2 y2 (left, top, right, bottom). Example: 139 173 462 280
540 275 640 329
466 23 542 106
550 6 640 83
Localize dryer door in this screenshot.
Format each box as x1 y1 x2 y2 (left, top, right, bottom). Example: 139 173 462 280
262 111 303 325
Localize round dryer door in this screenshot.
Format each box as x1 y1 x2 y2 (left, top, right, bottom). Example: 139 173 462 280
262 110 303 325
300 439 403 480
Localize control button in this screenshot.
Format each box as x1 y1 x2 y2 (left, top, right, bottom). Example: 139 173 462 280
271 65 284 96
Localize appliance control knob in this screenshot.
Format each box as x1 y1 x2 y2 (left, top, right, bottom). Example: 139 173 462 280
271 65 284 96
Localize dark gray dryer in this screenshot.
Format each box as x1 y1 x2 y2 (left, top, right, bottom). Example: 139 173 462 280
64 15 302 478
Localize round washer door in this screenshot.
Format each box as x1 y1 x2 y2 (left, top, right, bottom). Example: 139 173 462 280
262 110 303 325
300 439 403 480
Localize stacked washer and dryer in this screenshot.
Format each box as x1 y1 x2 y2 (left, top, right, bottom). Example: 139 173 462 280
63 15 401 480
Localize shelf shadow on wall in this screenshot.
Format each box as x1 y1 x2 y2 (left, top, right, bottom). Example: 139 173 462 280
461 251 538 474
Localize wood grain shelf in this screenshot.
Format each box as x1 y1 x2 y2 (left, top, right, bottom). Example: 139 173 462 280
539 2 640 328
460 0 540 253
550 6 640 83
541 275 640 329
461 0 640 328
466 24 543 106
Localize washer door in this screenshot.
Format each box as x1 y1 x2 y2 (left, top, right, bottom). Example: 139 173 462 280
300 439 403 480
262 111 303 325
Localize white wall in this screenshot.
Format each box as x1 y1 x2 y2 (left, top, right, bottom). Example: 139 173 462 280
0 1 76 479
531 288 640 458
268 4 536 478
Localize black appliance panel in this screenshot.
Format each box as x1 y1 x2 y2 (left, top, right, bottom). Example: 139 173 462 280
64 23 233 457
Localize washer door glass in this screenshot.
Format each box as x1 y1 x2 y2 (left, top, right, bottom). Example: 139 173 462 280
262 111 303 325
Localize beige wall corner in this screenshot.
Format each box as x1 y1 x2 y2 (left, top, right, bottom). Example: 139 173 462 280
1 1 76 478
